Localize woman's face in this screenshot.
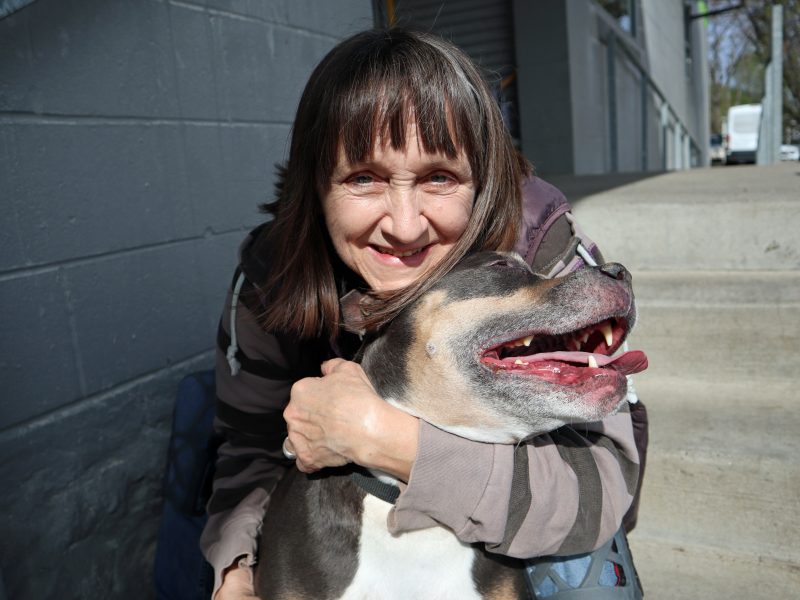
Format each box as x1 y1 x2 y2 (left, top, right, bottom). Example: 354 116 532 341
322 126 474 292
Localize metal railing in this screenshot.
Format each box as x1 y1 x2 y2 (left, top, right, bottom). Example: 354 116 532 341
597 7 703 171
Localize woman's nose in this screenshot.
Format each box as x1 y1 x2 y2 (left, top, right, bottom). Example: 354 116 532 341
383 188 427 243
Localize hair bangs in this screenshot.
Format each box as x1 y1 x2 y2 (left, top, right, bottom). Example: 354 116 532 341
326 44 484 186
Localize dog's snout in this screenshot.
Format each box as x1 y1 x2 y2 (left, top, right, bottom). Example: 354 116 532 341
599 263 631 283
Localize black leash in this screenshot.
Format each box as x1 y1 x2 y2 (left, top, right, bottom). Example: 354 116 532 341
350 468 400 504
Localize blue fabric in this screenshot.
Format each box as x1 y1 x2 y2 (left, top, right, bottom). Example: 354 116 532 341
533 555 619 597
525 527 644 599
154 502 214 600
153 370 220 600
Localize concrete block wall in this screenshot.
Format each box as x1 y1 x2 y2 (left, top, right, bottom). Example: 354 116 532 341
0 1 373 598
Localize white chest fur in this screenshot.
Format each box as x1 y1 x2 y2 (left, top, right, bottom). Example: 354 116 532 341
338 494 483 600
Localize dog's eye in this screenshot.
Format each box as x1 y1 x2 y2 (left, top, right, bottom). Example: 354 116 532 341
488 259 514 268
485 257 537 279
488 258 530 272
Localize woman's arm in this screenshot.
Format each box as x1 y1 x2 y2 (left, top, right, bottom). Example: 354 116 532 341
284 358 418 480
200 280 296 599
284 364 639 557
389 411 639 557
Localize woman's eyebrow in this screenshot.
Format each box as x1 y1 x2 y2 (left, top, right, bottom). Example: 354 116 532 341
345 156 471 173
419 159 473 179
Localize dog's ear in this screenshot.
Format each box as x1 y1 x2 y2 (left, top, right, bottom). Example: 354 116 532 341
340 289 367 336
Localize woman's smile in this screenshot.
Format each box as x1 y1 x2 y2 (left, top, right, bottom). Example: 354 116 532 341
369 243 430 262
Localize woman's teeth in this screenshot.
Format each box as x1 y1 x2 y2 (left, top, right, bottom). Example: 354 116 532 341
382 247 424 258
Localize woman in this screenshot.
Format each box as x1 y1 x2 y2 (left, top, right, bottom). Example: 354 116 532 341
200 28 642 599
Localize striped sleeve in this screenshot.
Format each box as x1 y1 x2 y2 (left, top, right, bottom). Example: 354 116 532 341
388 406 639 557
199 277 296 596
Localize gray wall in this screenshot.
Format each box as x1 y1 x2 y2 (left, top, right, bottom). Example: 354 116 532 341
641 0 710 167
514 0 710 175
642 0 709 149
512 0 575 175
0 0 372 598
567 0 654 173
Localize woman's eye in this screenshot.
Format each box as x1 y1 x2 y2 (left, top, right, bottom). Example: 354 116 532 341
422 172 458 191
342 171 386 195
351 174 374 185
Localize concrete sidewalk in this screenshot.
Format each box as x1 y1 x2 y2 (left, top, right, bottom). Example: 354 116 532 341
566 163 800 599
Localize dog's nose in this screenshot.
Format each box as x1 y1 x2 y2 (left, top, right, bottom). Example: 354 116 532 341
599 263 631 283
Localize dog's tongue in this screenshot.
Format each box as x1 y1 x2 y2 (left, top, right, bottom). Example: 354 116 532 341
529 350 648 375
600 350 648 375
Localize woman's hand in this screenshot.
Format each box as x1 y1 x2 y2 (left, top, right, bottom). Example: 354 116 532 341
215 564 260 600
283 358 419 481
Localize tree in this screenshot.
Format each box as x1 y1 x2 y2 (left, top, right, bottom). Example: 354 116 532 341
740 0 800 140
707 2 762 132
707 1 800 140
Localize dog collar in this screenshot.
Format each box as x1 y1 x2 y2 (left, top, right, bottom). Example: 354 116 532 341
350 469 400 505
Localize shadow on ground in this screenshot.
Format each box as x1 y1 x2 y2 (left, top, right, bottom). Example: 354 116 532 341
540 171 667 205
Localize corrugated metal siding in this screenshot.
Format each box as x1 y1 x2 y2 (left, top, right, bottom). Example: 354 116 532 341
387 0 519 138
394 0 516 78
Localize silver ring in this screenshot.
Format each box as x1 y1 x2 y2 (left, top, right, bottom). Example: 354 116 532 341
282 437 297 460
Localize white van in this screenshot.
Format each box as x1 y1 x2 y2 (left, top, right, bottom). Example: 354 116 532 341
725 104 762 164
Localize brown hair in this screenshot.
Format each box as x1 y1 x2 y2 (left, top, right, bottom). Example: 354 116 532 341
260 28 527 338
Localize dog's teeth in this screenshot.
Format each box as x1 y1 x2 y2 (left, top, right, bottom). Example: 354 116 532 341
506 335 534 349
588 354 598 368
580 332 590 344
601 322 613 347
575 341 582 351
514 359 528 365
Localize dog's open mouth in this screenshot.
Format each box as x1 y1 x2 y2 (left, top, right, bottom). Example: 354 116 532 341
480 317 648 384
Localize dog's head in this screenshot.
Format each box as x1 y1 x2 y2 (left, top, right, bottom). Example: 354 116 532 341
360 251 648 443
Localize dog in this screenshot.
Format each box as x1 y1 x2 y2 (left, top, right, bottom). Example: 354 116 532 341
255 251 647 600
